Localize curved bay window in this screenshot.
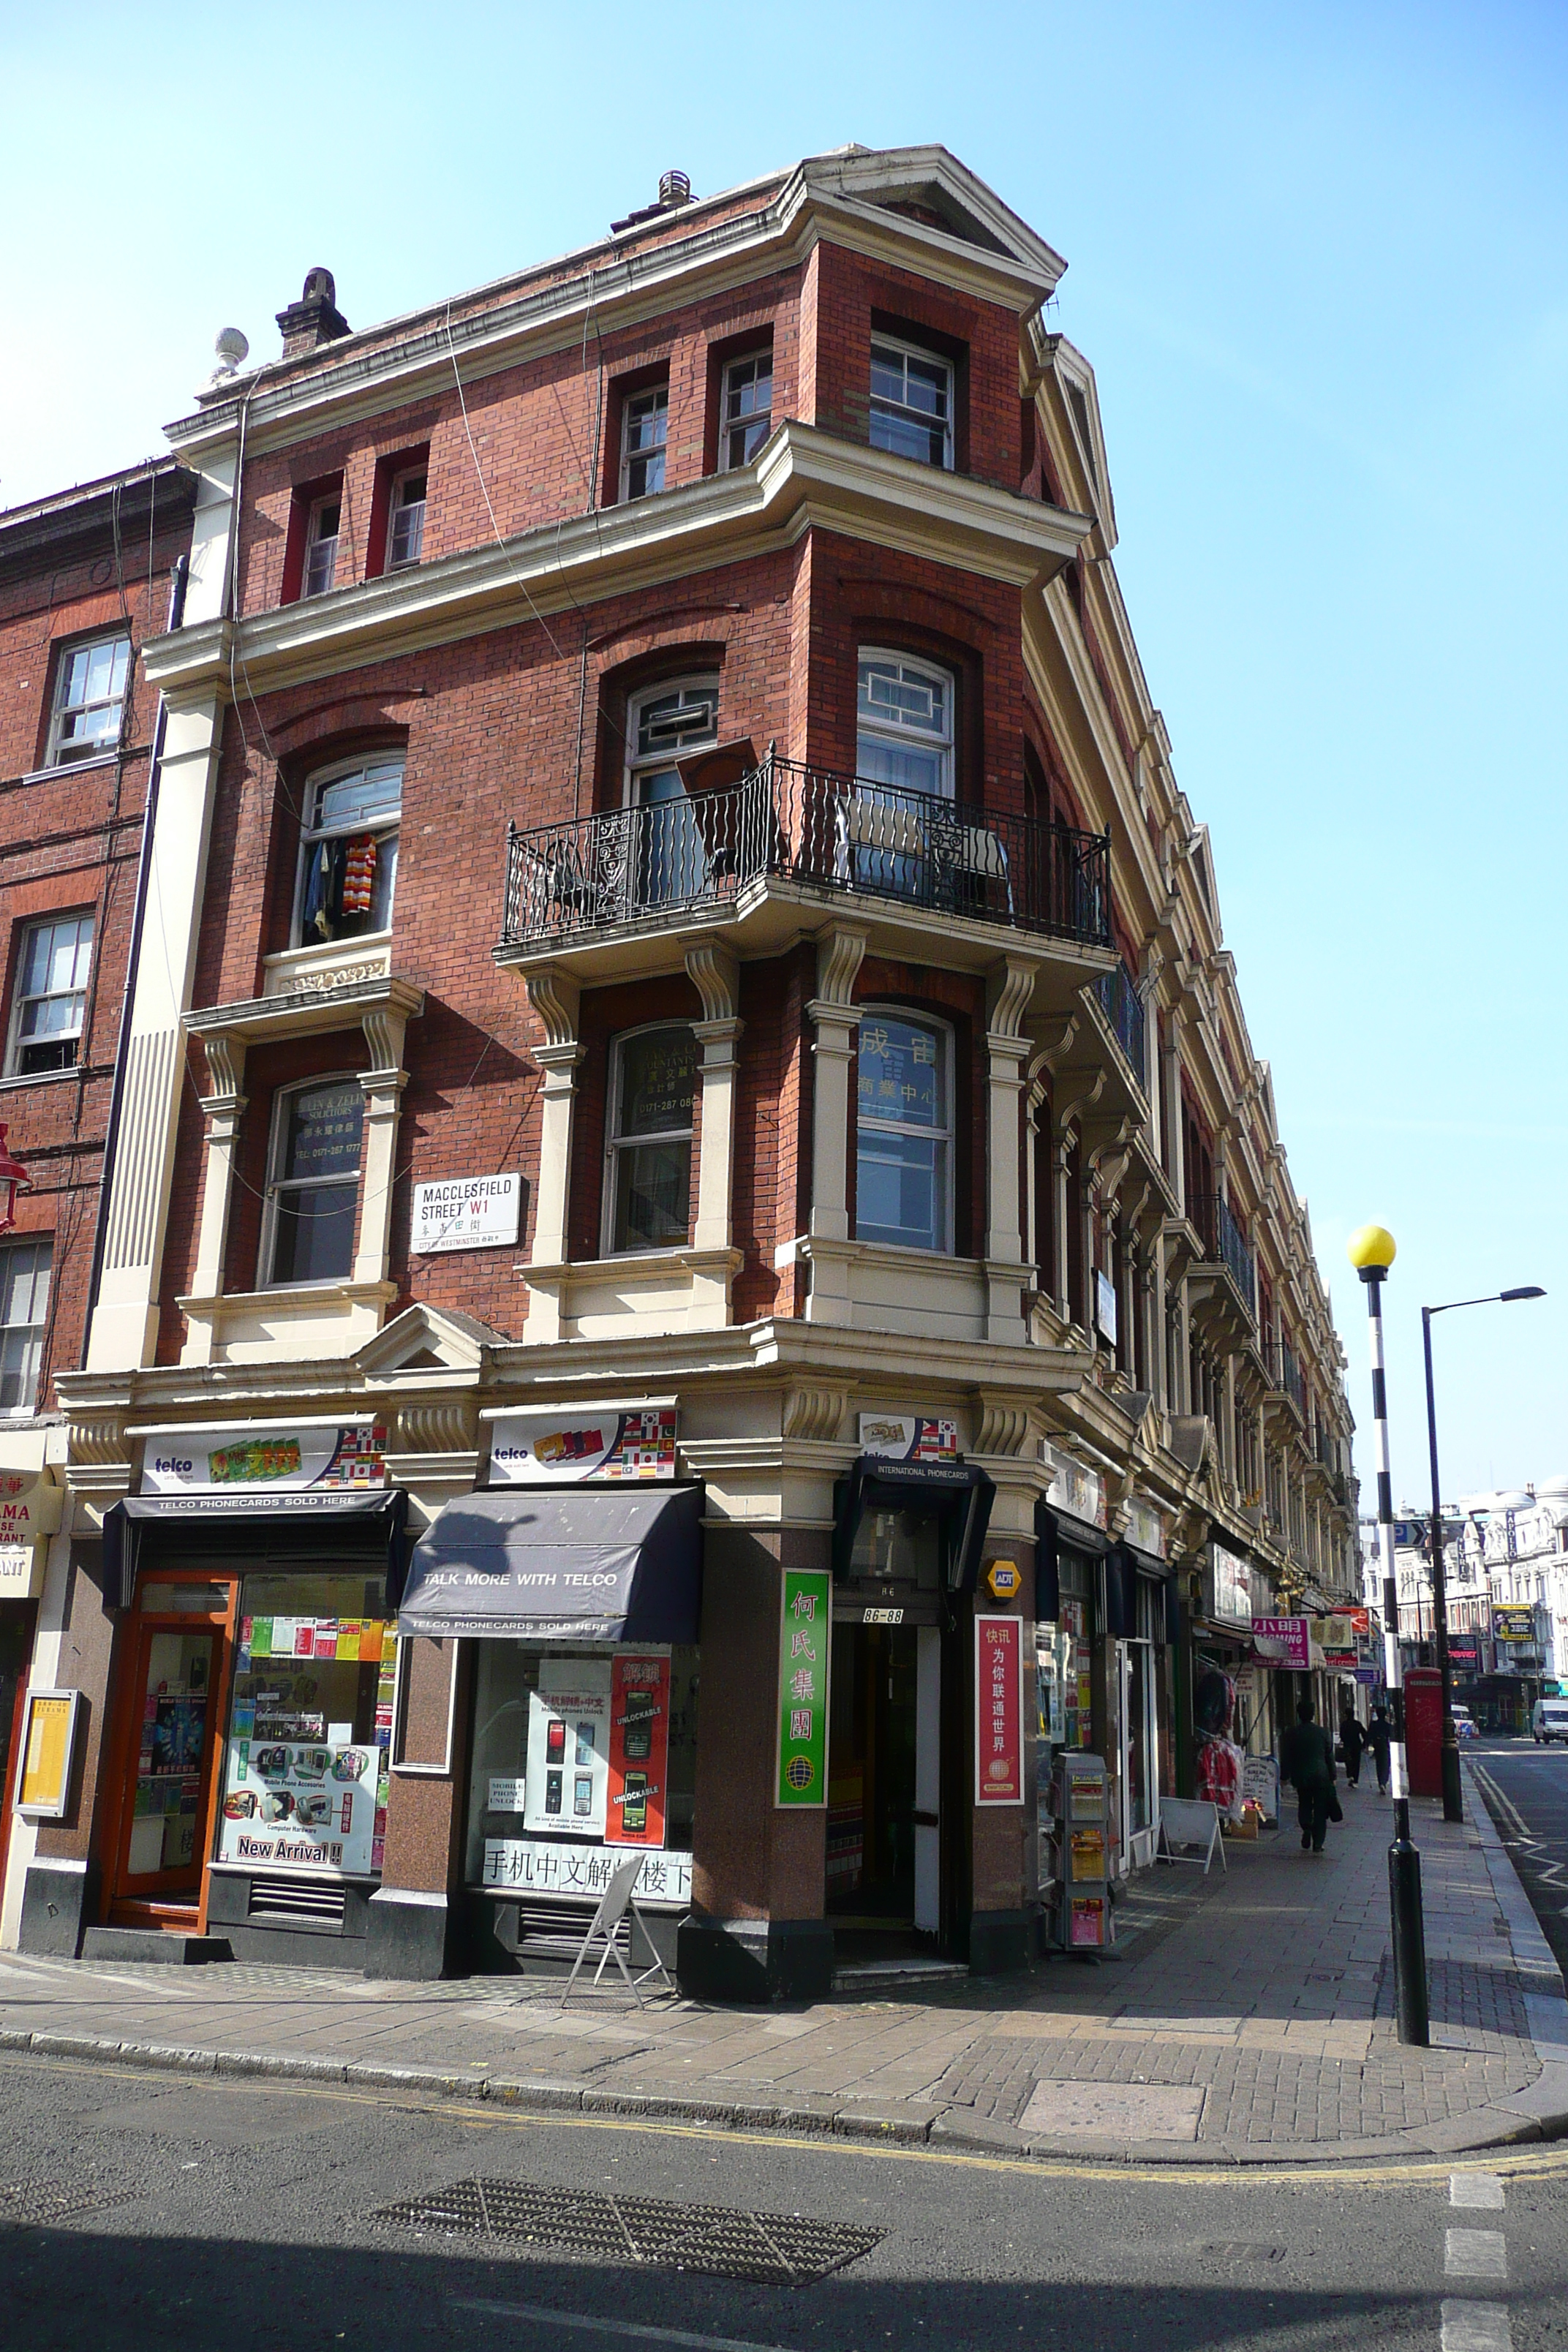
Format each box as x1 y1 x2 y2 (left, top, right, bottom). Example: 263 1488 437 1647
297 756 402 943
263 1079 363 1286
626 680 718 908
856 1011 951 1254
604 1025 696 1254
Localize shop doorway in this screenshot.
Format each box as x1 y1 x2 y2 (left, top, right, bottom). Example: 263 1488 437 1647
826 1619 942 1942
105 1572 235 1927
0 1602 37 1901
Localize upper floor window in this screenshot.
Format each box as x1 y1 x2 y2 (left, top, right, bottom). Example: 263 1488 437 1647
626 680 718 905
720 353 772 469
48 633 130 766
604 1025 696 1254
856 653 954 799
870 339 953 470
856 1012 951 1254
387 467 427 569
0 1237 50 1413
7 912 94 1077
297 756 402 943
621 385 669 501
303 492 342 597
262 1078 363 1286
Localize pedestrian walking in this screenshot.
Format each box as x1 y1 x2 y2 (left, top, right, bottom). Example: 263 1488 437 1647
1339 1707 1366 1789
1367 1706 1392 1794
1280 1696 1340 1854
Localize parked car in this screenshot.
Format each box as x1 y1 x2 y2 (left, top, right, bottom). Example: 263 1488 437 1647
1451 1705 1479 1742
1531 1699 1568 1744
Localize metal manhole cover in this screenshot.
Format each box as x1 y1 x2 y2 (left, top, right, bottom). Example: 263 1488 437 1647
0 2180 140 2226
372 2178 883 2285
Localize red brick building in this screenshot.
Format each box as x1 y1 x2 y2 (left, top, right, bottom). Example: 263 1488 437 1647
11 149 1357 1990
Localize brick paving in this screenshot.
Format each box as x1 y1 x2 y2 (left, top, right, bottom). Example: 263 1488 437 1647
0 1765 1562 2162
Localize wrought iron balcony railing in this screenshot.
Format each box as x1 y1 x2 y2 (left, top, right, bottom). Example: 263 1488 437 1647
1188 1190 1256 1310
1278 1337 1306 1416
501 752 1112 953
1094 960 1146 1085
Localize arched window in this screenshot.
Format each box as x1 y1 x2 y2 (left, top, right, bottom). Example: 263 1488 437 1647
625 679 719 905
856 652 954 800
296 755 403 944
603 1024 697 1254
262 1077 363 1286
855 1011 952 1254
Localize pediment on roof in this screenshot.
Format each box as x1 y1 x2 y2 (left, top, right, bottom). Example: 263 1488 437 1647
353 1302 503 1377
803 145 1068 293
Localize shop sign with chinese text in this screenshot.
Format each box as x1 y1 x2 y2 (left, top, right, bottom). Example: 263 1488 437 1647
1252 1616 1311 1668
480 1840 693 1909
488 1405 676 1483
412 1173 521 1253
975 1614 1024 1804
777 1567 829 1806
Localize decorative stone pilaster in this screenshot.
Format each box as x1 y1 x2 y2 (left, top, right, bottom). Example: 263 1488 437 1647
524 968 582 1341
804 925 866 1324
686 944 744 1267
982 956 1036 1343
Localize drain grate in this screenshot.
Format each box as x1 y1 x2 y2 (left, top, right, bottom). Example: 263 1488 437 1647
1202 2242 1287 2263
0 2179 140 2227
373 2177 883 2285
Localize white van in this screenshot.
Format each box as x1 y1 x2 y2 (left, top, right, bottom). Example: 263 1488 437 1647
1531 1699 1568 1745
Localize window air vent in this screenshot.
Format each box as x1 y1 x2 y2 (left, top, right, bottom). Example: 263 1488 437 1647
247 1875 347 1926
515 1898 629 1959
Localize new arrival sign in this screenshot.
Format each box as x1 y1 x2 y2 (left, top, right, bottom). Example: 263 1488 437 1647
777 1567 829 1806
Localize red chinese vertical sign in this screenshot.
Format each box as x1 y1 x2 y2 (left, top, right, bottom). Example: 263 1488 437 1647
975 1615 1023 1804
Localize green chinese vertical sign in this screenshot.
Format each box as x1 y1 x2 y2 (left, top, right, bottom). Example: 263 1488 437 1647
777 1567 830 1806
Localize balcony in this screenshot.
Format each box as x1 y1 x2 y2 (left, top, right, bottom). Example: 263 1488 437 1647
1188 1191 1255 1313
1279 1338 1306 1418
497 753 1112 980
1093 961 1147 1088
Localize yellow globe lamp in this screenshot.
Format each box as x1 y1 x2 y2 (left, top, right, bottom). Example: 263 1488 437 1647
1347 1224 1396 1284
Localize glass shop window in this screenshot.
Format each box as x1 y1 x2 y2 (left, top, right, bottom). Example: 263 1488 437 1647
296 755 402 943
463 1643 700 1894
215 1570 394 1877
848 1507 941 1593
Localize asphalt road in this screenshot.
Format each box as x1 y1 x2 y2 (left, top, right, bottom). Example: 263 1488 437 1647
1471 1737 1568 1981
1 2050 1567 2352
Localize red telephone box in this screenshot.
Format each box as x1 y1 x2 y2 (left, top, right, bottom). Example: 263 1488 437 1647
1402 1667 1444 1800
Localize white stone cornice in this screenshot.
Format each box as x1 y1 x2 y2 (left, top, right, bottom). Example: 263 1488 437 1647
184 972 425 1053
142 425 1092 706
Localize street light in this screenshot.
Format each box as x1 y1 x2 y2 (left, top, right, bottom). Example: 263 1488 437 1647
1423 1284 1547 1825
1346 1222 1427 2045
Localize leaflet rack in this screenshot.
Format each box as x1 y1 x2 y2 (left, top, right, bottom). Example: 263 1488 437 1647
1046 1749 1112 1953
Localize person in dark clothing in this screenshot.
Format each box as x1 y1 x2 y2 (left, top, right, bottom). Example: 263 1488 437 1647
1280 1696 1338 1852
1340 1708 1366 1789
1367 1708 1393 1794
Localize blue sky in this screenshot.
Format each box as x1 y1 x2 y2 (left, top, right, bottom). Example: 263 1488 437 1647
3 1 1564 1499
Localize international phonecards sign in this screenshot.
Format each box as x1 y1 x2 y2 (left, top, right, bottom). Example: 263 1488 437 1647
488 1405 677 1484
412 1172 521 1254
975 1614 1024 1804
140 1421 387 1500
858 1414 957 1463
777 1567 830 1806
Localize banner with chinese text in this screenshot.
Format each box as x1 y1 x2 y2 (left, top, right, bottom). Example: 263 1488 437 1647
975 1614 1024 1804
776 1567 830 1806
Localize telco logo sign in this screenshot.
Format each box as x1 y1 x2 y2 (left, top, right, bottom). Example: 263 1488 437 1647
153 1457 195 1477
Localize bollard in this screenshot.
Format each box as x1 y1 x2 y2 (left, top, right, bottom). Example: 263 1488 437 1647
1388 1796 1429 2046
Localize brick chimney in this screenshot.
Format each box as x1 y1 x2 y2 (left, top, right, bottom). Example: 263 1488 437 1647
276 266 350 361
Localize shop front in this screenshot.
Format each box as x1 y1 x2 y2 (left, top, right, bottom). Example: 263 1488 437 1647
1114 1496 1176 1872
399 1403 703 1975
94 1419 405 1960
825 1418 995 1963
0 1447 61 1918
1034 1482 1109 1899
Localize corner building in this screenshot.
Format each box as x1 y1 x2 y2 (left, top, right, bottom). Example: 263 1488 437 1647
23 148 1358 1993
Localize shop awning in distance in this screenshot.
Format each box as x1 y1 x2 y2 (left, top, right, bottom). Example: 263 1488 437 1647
103 1489 409 1611
398 1482 704 1643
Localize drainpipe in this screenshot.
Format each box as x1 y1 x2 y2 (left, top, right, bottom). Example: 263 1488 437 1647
85 553 189 1327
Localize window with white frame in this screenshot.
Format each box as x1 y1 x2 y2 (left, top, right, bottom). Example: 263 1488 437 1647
855 1011 952 1254
7 911 94 1077
620 385 669 500
48 633 130 766
386 467 427 569
720 352 772 470
262 1078 363 1286
625 679 718 905
297 755 402 943
0 1237 50 1412
869 339 953 469
856 652 954 799
303 491 342 597
604 1025 696 1254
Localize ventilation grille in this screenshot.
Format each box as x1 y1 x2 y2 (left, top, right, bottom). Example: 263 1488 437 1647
374 2178 884 2286
513 1898 629 1959
247 1876 347 1926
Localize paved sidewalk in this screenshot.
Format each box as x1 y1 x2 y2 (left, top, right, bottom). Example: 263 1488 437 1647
3 1765 1564 2165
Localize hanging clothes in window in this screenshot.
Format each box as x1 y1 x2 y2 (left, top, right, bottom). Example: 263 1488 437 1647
341 835 377 917
302 834 378 938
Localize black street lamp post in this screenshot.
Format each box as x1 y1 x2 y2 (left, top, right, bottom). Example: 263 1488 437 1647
1422 1286 1546 1825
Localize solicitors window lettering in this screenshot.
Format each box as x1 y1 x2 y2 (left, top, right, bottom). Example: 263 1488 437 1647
263 1079 364 1286
604 1025 697 1255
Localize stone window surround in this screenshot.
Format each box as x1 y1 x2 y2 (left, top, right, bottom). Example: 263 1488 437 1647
179 972 424 1365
